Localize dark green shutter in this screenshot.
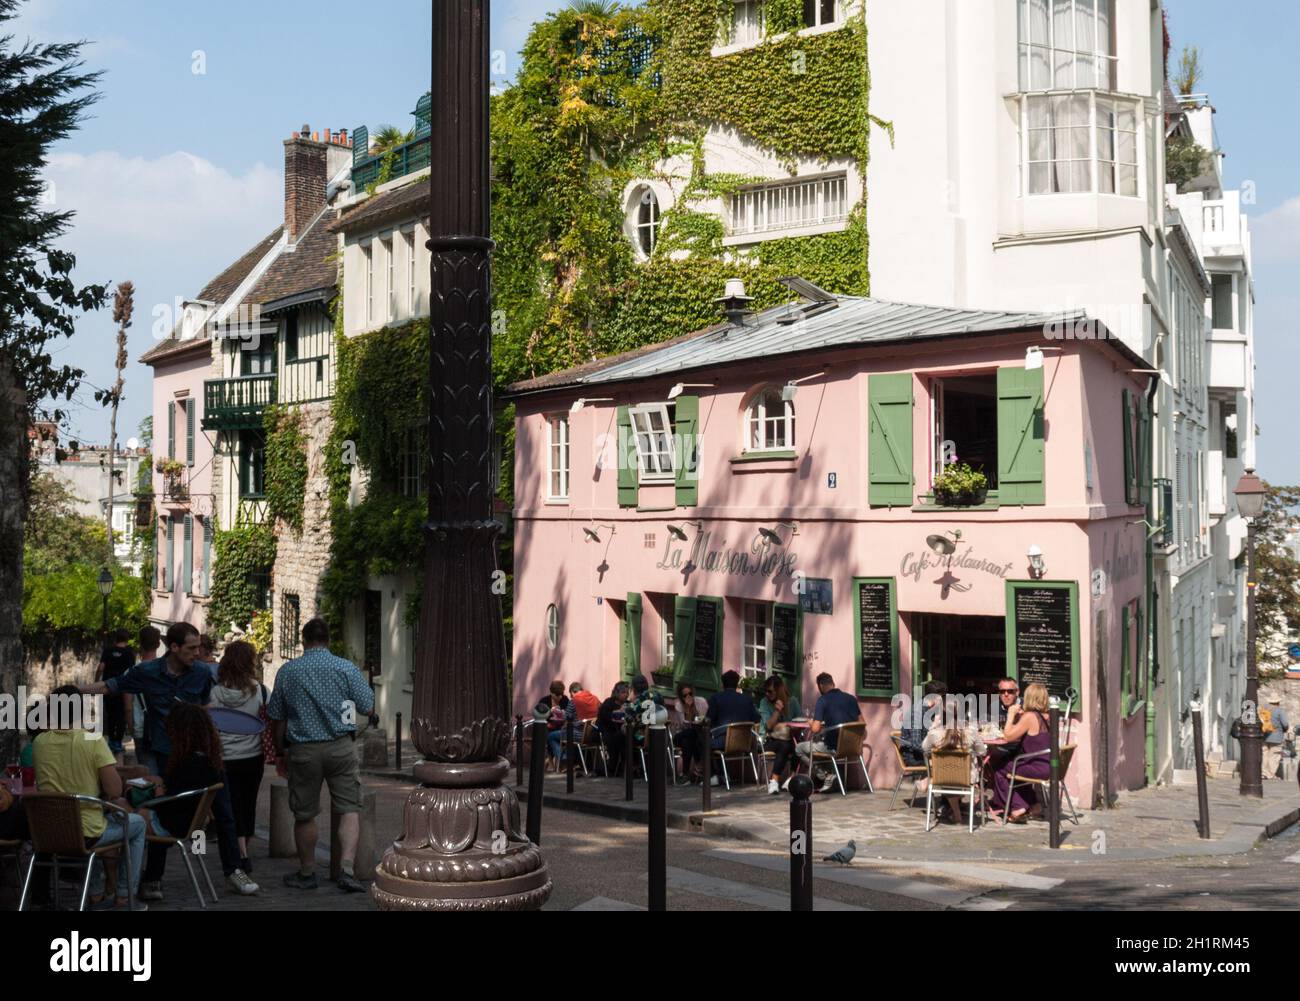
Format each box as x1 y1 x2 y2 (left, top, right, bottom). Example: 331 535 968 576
1138 393 1152 491
164 518 174 592
167 401 176 460
202 518 212 596
616 405 638 508
1122 388 1136 505
621 593 642 681
352 126 369 165
185 399 195 467
1121 602 1131 710
868 373 914 507
674 395 698 507
673 596 696 683
182 515 193 595
996 366 1045 505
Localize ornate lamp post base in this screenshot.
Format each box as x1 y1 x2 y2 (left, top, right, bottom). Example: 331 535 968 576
372 758 552 911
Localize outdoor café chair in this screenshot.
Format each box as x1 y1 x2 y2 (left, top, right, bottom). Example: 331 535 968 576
710 723 763 791
808 722 873 796
639 730 678 786
925 749 983 833
577 719 609 777
1000 744 1080 825
137 783 224 909
888 730 928 810
0 837 25 894
19 792 136 912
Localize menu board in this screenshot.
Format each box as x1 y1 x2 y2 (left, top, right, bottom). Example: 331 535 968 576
855 578 897 696
772 604 798 674
799 578 833 615
1009 584 1078 700
693 599 718 664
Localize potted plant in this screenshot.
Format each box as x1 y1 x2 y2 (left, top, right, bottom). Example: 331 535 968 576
155 457 187 496
739 674 765 703
932 462 988 506
651 664 675 688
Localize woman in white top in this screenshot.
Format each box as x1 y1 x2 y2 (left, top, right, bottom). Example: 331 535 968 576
921 695 986 824
208 640 267 873
668 682 709 783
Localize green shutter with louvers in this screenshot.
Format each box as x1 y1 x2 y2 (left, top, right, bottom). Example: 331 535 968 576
674 395 698 507
1121 602 1131 710
164 518 174 592
1138 393 1152 491
1122 388 1136 505
167 401 176 460
413 93 432 139
186 399 195 466
621 593 642 681
182 515 193 595
996 366 1045 505
352 126 369 165
868 373 914 507
616 405 638 508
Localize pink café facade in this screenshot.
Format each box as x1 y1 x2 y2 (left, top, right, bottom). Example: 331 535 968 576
507 295 1155 805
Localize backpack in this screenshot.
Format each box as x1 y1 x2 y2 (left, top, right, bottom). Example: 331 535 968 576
1260 708 1275 736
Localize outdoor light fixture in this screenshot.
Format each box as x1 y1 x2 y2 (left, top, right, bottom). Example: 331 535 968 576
1234 468 1266 520
668 383 713 400
667 524 689 540
925 530 962 556
1027 544 1047 578
583 523 616 544
781 372 826 403
96 567 115 598
758 521 798 545
1024 346 1044 371
570 397 613 414
1234 466 1267 797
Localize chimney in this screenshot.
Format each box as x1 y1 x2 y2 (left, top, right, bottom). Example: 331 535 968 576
339 128 348 146
323 128 332 144
714 278 755 327
284 132 328 242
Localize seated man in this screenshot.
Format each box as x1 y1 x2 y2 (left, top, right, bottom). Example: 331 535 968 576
705 671 760 787
796 672 864 793
569 682 601 722
33 685 147 910
596 682 631 776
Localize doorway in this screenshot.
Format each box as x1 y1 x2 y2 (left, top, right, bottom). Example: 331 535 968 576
910 612 1006 696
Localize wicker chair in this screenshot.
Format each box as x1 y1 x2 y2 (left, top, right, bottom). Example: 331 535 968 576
19 792 136 911
808 722 872 796
1000 744 1080 825
889 730 928 810
925 749 983 832
137 783 224 908
710 723 763 790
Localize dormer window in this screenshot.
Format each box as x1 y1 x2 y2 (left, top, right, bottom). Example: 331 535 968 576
744 388 795 452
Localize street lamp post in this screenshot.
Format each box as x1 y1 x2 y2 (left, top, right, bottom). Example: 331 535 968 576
1233 469 1267 797
371 0 551 911
97 567 114 641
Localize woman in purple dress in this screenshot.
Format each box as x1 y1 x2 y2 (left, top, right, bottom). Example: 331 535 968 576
989 682 1052 822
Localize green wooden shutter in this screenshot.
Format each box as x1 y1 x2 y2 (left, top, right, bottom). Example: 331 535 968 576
996 366 1045 505
186 399 195 467
868 373 914 507
1138 394 1152 491
616 405 638 508
164 518 174 592
352 126 369 165
201 518 212 596
182 515 193 595
1121 602 1131 711
167 401 176 460
1122 388 1135 505
673 395 699 507
673 596 697 683
621 593 642 681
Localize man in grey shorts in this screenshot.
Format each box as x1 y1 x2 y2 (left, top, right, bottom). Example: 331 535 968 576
268 617 375 892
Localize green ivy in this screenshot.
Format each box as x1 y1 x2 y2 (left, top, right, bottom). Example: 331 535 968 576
207 523 276 636
263 405 307 535
23 564 150 661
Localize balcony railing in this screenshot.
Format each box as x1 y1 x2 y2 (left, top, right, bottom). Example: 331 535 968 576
352 135 431 191
202 375 276 431
160 471 190 504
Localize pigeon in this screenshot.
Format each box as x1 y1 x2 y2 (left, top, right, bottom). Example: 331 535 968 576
822 840 856 865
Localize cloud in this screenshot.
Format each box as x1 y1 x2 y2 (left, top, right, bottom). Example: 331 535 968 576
1251 194 1300 264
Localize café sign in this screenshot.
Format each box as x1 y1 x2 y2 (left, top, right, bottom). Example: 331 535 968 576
656 529 798 579
900 546 1014 585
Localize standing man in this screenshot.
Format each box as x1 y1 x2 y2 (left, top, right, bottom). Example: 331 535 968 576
796 672 864 793
1262 695 1291 780
95 629 135 758
268 618 374 893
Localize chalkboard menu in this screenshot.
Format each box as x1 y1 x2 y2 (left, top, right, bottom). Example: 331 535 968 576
1009 583 1078 700
772 604 798 674
854 578 898 697
799 578 833 615
693 599 718 664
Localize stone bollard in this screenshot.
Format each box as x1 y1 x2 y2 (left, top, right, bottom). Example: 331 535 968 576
329 789 378 881
269 779 296 858
361 728 388 768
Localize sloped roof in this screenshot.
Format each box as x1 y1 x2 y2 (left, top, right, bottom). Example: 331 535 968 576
244 209 339 305
505 297 1116 396
330 177 429 235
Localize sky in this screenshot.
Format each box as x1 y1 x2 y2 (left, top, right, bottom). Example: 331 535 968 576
10 0 1298 483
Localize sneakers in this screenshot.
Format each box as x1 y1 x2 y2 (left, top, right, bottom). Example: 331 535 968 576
818 774 837 793
337 872 366 893
767 779 780 795
283 870 319 890
226 869 259 895
780 775 793 791
137 881 164 902
709 775 720 787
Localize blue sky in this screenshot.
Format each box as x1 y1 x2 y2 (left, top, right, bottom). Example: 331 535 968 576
13 0 1298 484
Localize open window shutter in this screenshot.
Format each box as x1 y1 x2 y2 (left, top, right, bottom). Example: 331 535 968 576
352 126 369 166
867 373 913 507
164 519 174 591
167 401 176 460
1121 602 1131 709
182 515 193 595
624 593 642 680
673 395 698 507
996 367 1045 505
616 406 638 508
202 518 212 596
690 596 723 693
672 596 697 683
186 399 195 466
1122 388 1135 505
1138 394 1152 492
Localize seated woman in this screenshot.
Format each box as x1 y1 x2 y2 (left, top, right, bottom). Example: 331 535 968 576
667 683 709 783
987 682 1051 822
537 680 572 770
921 698 985 823
758 675 801 795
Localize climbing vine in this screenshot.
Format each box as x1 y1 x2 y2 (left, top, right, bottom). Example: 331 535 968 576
207 523 276 637
263 405 307 535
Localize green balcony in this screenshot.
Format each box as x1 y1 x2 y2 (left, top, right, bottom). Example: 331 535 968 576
202 375 276 431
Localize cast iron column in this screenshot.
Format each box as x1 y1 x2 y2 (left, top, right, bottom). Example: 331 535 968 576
1238 521 1263 797
371 0 551 910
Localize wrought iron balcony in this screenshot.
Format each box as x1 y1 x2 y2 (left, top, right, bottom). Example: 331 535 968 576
202 375 276 431
160 470 190 505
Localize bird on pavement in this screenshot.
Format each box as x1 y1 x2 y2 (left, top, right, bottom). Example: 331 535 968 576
822 840 856 865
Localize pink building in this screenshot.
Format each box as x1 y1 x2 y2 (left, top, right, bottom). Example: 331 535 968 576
507 291 1155 805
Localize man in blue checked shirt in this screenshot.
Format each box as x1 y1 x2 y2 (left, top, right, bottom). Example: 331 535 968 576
268 617 374 893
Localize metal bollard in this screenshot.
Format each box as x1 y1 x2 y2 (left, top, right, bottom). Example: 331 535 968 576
1048 705 1061 849
625 717 635 802
789 774 813 911
565 717 575 794
395 712 402 771
1191 702 1211 838
700 719 711 813
648 725 667 911
515 713 524 788
527 720 546 846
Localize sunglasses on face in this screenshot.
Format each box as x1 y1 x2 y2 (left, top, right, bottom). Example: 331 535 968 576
999 689 1018 695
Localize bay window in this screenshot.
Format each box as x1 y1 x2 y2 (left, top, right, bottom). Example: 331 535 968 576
1022 92 1139 197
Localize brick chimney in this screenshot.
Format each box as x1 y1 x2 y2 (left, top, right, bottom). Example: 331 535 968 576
284 131 328 242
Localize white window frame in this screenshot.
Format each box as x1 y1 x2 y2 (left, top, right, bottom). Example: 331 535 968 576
1018 0 1117 93
362 242 374 324
629 403 676 482
1019 92 1140 199
404 228 417 316
728 0 765 46
741 601 772 679
632 185 660 258
546 415 570 501
803 0 840 30
727 173 848 237
383 235 396 322
546 604 559 650
744 388 795 452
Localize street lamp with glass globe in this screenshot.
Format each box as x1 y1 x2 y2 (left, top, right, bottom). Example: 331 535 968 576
96 567 114 641
1233 469 1267 797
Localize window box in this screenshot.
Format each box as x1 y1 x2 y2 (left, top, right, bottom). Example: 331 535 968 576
730 449 798 463
912 494 1002 513
651 668 676 689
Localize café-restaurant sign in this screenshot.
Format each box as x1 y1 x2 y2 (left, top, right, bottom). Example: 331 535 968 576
656 529 798 579
900 546 1015 585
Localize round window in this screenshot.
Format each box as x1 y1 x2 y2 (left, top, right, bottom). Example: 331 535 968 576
546 603 559 649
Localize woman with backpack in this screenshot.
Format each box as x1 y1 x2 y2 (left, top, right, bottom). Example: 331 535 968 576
209 640 269 873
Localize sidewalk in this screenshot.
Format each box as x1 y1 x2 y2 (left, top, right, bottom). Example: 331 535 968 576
366 762 1299 864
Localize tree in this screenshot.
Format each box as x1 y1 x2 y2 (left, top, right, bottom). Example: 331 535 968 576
1173 45 1202 97
98 281 133 564
1253 484 1300 678
24 472 108 576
